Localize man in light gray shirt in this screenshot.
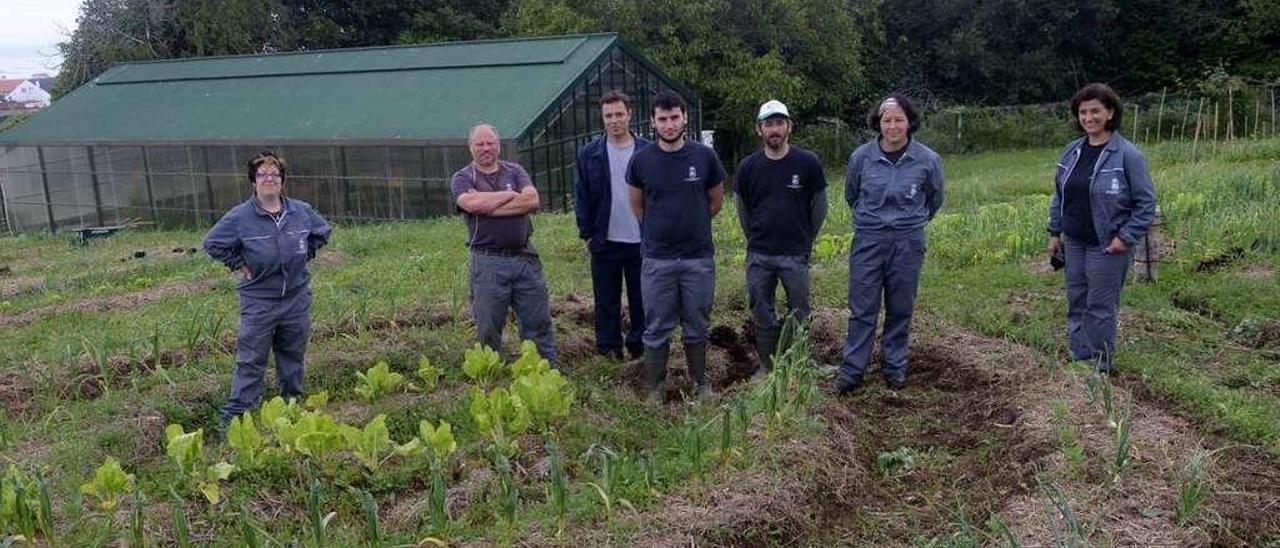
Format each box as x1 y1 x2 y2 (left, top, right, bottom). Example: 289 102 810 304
574 90 653 359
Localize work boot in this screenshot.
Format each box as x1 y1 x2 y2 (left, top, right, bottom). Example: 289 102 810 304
750 326 780 381
685 342 713 398
834 374 863 396
643 344 670 405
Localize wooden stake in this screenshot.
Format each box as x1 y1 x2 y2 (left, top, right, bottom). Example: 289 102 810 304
1192 97 1204 159
1156 87 1166 141
1180 93 1192 141
1227 89 1234 141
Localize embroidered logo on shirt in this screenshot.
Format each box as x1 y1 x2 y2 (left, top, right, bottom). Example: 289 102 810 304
787 174 802 189
298 235 307 254
906 183 918 199
685 166 699 182
1106 178 1120 195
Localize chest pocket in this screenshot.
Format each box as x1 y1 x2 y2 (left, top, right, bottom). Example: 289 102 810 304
1097 167 1125 197
859 161 895 208
286 229 310 255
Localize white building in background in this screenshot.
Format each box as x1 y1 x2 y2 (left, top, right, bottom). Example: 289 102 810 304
1 79 52 108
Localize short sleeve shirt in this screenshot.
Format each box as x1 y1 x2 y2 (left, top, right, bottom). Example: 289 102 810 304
734 146 827 255
450 160 534 250
626 141 727 259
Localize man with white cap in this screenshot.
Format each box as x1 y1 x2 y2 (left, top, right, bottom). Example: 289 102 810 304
734 100 827 378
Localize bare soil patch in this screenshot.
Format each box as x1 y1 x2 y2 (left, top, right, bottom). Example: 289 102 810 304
0 279 218 327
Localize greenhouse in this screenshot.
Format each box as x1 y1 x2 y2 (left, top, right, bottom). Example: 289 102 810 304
0 33 700 233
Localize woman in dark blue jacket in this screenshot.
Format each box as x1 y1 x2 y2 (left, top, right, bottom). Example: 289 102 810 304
1047 83 1157 374
204 151 331 426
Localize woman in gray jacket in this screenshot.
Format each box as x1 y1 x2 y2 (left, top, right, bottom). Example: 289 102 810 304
1047 83 1157 374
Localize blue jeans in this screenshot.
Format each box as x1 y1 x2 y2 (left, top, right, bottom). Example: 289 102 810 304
840 229 926 383
746 252 812 329
469 252 557 363
221 288 311 425
590 240 644 354
641 257 715 348
1063 235 1132 370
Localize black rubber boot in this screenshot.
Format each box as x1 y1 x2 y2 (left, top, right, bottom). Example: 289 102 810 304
751 326 780 381
643 344 670 405
684 342 712 398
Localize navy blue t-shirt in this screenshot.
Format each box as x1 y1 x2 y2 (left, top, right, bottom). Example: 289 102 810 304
626 141 727 259
735 146 826 255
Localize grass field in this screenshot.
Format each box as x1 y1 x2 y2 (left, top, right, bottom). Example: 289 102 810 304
1 137 1278 546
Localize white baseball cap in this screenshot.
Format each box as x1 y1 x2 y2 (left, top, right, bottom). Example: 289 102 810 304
756 100 791 122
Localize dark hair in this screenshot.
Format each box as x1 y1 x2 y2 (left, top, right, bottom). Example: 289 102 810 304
247 150 286 184
1070 83 1123 132
866 93 921 135
601 90 632 111
652 90 686 116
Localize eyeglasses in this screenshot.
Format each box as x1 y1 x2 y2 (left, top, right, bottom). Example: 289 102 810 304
255 172 282 180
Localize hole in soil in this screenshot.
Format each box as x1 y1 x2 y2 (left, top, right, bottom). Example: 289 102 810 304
1195 246 1245 273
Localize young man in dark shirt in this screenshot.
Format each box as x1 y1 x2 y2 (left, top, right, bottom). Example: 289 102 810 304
627 91 727 404
451 123 557 364
734 100 827 379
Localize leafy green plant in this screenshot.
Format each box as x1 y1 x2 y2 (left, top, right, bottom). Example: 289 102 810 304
354 361 404 402
164 424 237 504
509 364 574 433
283 412 348 460
419 420 457 536
305 391 330 410
470 387 530 458
79 456 134 512
340 414 422 472
877 447 918 479
0 465 42 541
462 344 504 386
227 413 265 468
416 357 443 392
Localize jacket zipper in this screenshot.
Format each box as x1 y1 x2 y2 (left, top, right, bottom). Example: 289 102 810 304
275 207 289 298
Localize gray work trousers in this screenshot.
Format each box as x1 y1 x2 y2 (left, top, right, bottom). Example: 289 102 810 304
746 252 812 329
469 252 558 363
840 229 926 383
221 288 311 425
1063 235 1132 370
641 256 716 348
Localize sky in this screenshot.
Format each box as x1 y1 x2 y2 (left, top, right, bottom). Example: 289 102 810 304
0 0 82 80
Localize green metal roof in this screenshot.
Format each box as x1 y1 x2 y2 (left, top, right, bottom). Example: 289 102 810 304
0 34 640 145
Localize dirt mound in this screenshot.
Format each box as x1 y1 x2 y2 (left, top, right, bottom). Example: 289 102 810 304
0 372 33 416
807 307 846 365
617 341 756 400
0 276 46 299
0 279 218 327
552 292 596 326
599 321 1046 546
